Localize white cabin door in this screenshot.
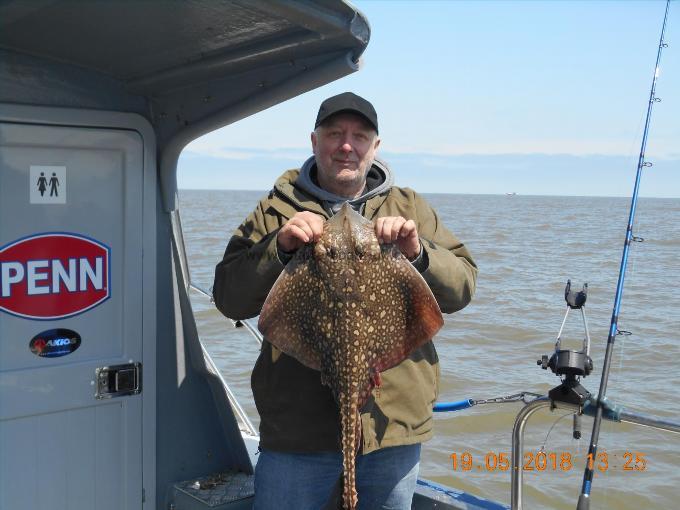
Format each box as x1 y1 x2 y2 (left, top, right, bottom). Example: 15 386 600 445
0 122 145 510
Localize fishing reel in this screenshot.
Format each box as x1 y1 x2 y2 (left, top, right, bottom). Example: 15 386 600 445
538 280 593 415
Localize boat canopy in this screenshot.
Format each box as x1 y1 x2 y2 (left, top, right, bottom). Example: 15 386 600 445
0 0 369 208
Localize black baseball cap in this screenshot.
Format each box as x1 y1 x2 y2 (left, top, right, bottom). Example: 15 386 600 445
315 92 378 134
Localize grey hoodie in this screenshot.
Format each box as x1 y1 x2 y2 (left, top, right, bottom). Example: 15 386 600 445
295 156 394 215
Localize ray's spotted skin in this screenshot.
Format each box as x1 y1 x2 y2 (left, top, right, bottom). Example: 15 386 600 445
258 202 443 510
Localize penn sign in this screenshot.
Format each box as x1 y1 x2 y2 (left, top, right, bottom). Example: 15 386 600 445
0 233 110 320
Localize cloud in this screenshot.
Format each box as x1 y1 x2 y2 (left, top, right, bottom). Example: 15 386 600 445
183 143 310 162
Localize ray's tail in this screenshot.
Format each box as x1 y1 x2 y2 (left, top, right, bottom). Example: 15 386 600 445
340 393 361 510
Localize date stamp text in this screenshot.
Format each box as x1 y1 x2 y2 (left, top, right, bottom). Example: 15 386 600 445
450 451 647 473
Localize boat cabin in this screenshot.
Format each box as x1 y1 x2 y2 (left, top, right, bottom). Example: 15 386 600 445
0 2 507 509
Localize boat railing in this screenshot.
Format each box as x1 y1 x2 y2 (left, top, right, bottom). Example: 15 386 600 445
510 396 680 510
199 339 258 437
189 282 264 346
170 207 260 438
186 283 260 437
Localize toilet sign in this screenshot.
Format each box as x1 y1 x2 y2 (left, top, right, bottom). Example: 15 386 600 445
30 165 66 204
0 233 110 320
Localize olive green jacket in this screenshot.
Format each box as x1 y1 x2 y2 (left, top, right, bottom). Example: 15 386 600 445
213 169 477 454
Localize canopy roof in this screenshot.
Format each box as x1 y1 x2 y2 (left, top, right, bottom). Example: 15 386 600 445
0 0 369 207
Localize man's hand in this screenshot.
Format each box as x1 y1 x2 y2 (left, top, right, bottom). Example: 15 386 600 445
375 216 421 260
277 211 325 253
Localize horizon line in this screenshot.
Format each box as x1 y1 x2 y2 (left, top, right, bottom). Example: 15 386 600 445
177 188 680 199
182 148 680 161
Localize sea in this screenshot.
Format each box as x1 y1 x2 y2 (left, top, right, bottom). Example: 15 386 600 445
179 189 680 510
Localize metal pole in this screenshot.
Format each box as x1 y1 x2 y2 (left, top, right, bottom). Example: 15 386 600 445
511 397 554 510
511 397 680 510
618 411 680 434
577 3 671 507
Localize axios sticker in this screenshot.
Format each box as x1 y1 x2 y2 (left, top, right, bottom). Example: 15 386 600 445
30 329 82 358
0 233 110 320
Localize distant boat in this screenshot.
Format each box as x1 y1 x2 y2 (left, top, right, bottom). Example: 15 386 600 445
506 192 517 196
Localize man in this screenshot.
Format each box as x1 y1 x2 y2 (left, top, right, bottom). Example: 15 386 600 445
213 92 477 509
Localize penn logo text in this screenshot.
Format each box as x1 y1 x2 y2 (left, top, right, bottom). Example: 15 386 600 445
0 233 110 320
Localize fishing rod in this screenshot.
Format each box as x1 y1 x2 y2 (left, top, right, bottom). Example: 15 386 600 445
576 1 672 508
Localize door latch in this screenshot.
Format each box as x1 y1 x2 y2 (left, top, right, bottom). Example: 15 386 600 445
95 362 142 399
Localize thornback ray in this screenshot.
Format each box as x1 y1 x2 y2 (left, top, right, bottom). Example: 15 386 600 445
258 202 443 510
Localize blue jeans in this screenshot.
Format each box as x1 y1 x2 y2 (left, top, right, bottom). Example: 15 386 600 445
253 444 421 509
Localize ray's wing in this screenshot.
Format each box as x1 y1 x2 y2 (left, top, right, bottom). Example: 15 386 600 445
258 246 324 370
360 245 444 373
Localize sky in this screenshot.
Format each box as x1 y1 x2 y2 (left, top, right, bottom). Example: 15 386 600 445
179 0 679 197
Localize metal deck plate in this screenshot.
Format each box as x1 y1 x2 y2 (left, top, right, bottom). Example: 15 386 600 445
174 471 254 507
